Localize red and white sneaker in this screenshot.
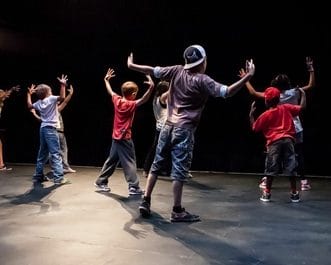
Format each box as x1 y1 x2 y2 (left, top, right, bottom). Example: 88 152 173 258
259 177 267 189
301 179 311 191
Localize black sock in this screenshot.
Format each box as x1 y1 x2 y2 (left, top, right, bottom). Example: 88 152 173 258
173 206 183 213
143 196 151 204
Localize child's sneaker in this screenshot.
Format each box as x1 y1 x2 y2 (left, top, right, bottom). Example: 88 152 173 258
54 177 71 185
0 165 12 171
170 208 200 222
32 175 49 183
260 190 271 202
94 182 111 192
300 179 311 191
290 191 300 202
259 177 267 189
139 200 151 218
129 186 144 195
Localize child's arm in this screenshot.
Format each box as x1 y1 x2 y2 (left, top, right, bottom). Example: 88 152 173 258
127 53 155 75
226 59 255 97
301 57 315 91
298 87 306 109
249 101 257 127
57 74 68 102
238 68 264 99
30 109 41 122
104 68 118 97
27 84 37 110
159 91 169 105
58 85 74 112
136 75 155 107
0 85 20 101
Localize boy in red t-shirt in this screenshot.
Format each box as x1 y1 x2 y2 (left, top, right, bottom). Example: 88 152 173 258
249 86 306 202
94 68 154 195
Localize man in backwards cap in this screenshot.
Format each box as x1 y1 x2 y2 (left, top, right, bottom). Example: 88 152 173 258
127 44 255 222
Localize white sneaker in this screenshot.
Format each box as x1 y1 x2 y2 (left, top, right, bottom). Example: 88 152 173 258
0 165 12 171
94 182 111 192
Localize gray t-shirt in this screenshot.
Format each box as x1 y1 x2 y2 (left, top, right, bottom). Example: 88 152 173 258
154 65 228 129
280 88 303 133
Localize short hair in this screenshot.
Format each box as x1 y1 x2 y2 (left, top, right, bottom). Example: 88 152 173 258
121 81 139 98
35 84 51 99
270 74 291 91
155 81 169 97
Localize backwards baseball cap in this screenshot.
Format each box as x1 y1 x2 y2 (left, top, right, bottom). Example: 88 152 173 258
264 87 281 101
183 45 206 70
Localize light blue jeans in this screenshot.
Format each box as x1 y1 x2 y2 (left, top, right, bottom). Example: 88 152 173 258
34 126 63 182
150 123 195 182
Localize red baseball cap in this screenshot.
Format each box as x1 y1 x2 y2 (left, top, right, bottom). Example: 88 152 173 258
264 87 280 101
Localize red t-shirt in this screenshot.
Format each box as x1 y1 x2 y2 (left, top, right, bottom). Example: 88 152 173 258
112 95 137 140
252 104 301 147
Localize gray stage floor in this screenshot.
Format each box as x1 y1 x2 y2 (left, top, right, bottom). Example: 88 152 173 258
0 164 330 265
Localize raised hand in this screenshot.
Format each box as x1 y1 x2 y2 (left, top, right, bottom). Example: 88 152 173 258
127 52 134 68
104 68 116 81
245 59 255 76
306 57 314 72
57 74 68 86
10 85 20 92
238 68 247 78
27 84 37 95
68 85 74 95
249 101 256 115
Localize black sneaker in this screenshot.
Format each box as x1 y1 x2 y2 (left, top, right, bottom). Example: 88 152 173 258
129 186 144 195
139 200 151 218
170 208 200 222
290 191 300 203
260 191 271 202
32 175 49 183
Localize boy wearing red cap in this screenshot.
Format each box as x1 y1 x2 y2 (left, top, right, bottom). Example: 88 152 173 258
249 86 306 202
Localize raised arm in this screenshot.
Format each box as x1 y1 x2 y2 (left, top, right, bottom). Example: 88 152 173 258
135 75 155 107
249 101 257 127
57 74 68 102
27 84 37 110
127 52 155 75
301 57 315 91
298 87 306 109
159 90 169 105
104 68 117 97
226 59 255 97
0 85 20 101
58 85 74 112
238 68 264 99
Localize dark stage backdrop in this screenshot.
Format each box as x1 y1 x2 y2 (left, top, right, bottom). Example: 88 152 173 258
0 1 329 175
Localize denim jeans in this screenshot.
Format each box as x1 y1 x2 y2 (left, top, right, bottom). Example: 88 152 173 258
34 126 63 182
150 123 195 181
